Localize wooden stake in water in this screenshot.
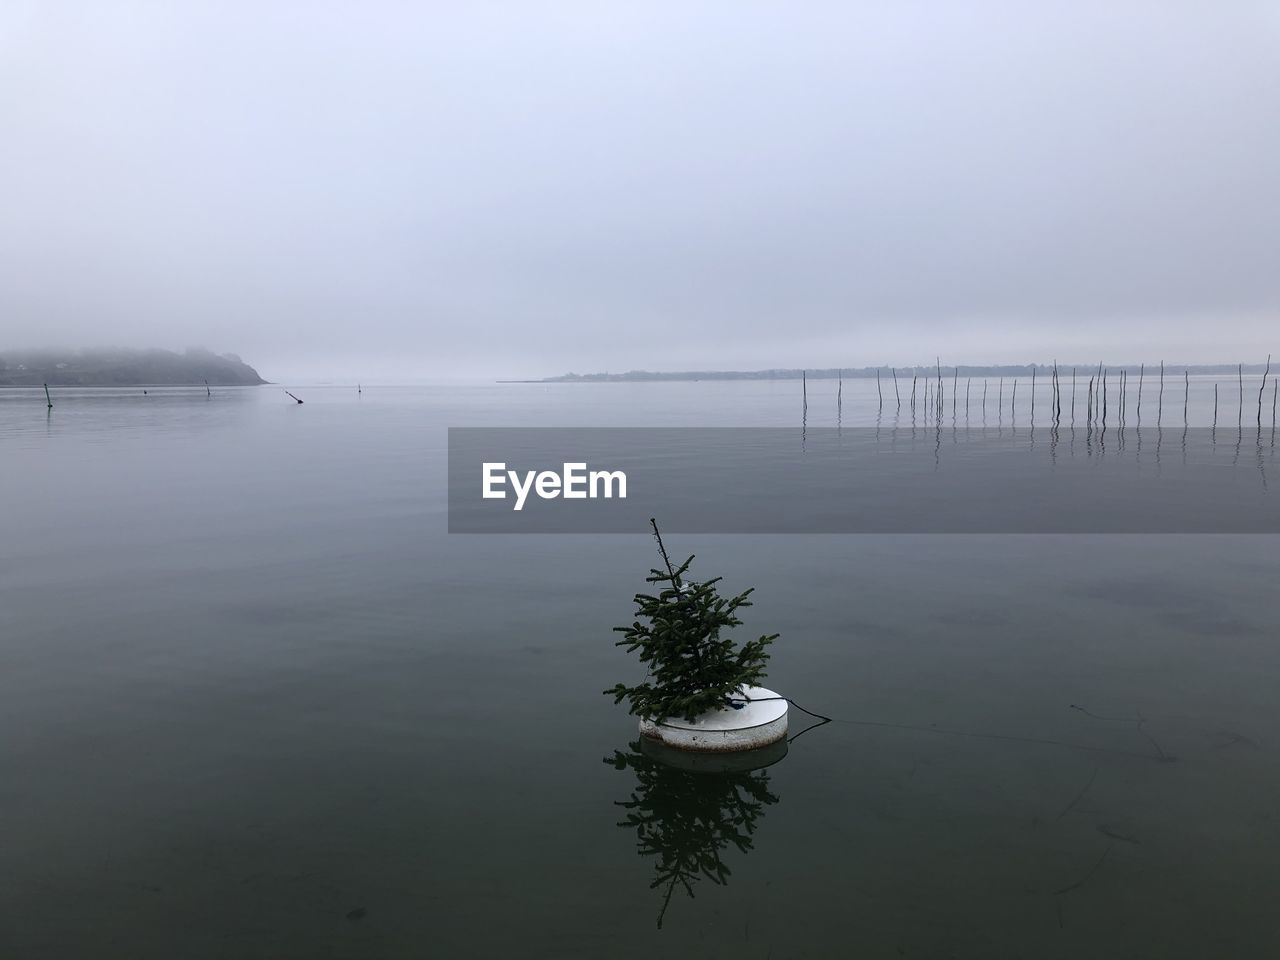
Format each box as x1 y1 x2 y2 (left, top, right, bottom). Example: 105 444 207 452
1097 362 1104 421
1031 366 1036 422
839 369 844 415
285 390 304 404
1238 363 1244 427
1258 354 1271 429
1184 370 1189 426
1071 367 1077 425
204 379 211 397
966 377 971 416
1214 382 1219 428
802 370 807 411
874 369 880 411
1158 361 1164 427
1136 363 1144 424
44 383 52 409
892 368 900 411
1012 379 1018 419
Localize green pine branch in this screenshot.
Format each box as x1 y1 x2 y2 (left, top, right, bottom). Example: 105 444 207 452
605 522 777 723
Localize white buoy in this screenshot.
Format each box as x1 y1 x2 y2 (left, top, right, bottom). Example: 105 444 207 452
638 685 788 753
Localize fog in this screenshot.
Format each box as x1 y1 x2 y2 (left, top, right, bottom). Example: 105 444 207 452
2 2 1277 381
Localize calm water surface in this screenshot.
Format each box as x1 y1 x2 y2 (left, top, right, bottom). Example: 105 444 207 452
1 381 1278 958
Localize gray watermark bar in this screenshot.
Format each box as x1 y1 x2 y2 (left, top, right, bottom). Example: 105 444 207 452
448 427 1280 533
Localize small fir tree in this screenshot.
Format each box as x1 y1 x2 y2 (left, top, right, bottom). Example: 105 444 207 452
606 520 777 723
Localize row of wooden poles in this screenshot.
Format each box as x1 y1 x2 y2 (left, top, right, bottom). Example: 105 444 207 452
40 381 215 408
802 357 1278 430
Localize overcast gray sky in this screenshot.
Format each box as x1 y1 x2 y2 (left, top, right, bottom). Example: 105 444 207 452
2 1 1277 380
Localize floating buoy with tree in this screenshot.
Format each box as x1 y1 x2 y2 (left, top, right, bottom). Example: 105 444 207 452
606 519 787 752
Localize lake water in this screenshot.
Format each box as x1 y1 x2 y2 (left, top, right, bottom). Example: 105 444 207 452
2 380 1278 958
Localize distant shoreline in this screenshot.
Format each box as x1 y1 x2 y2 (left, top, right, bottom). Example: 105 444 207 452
0 382 269 388
0 348 267 387
528 363 1273 383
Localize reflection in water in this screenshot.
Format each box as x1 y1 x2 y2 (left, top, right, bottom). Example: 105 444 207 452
606 739 785 928
856 420 1276 482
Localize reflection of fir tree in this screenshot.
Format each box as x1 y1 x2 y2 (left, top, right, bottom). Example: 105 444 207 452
606 742 780 928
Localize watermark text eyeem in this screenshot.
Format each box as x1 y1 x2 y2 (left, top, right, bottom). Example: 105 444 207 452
482 462 627 511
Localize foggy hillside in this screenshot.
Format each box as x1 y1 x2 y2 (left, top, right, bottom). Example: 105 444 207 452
0 348 266 386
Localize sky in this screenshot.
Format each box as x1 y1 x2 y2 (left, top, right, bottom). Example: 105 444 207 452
1 1 1277 381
